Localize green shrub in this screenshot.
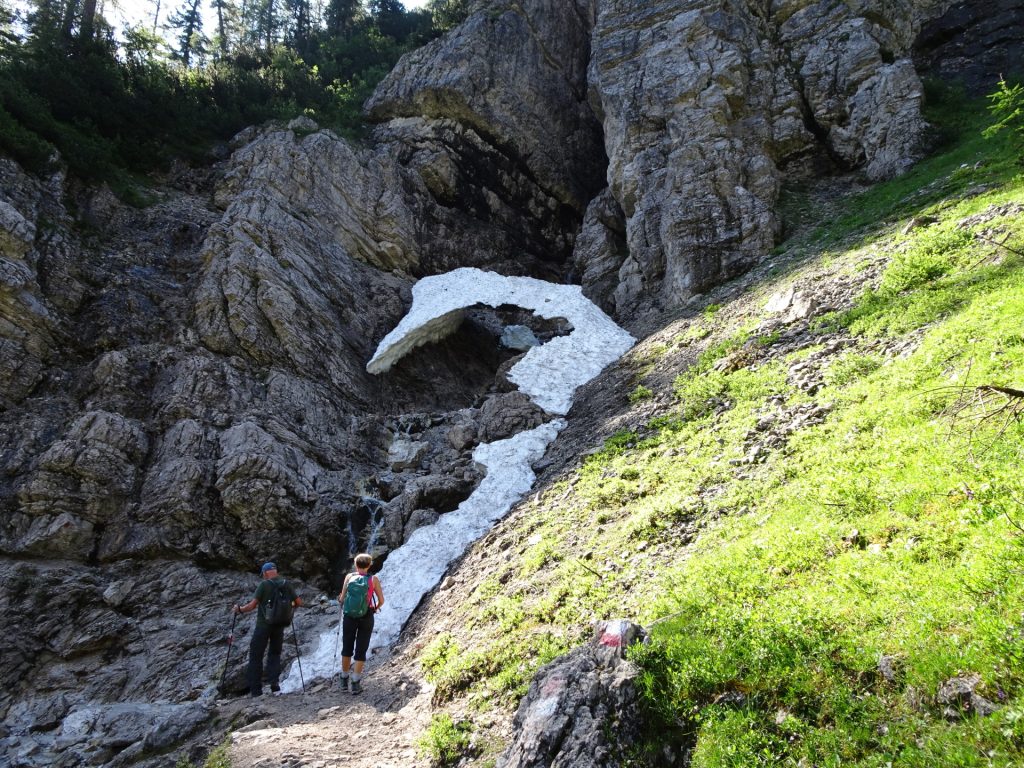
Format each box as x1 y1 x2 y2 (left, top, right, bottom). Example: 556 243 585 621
879 226 974 295
673 370 728 421
0 101 54 172
629 385 653 404
418 714 474 767
825 353 883 387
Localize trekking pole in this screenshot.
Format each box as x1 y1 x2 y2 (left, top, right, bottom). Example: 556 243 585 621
218 609 239 694
334 604 343 675
291 615 306 693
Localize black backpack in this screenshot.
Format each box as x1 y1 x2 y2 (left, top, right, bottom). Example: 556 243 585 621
263 580 295 627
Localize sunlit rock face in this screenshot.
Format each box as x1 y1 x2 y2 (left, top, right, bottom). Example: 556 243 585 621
580 0 945 316
366 0 606 278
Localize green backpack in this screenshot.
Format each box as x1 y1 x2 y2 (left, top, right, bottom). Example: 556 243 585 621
343 573 374 618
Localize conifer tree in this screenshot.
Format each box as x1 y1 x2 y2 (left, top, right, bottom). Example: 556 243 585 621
285 0 311 55
168 0 207 64
210 0 240 55
325 0 359 38
0 0 15 45
150 0 161 33
248 0 280 50
369 0 404 40
77 0 97 40
23 0 69 46
58 0 77 41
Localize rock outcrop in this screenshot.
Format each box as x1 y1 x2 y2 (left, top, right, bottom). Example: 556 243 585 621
579 0 947 315
498 620 647 768
915 0 1024 90
366 0 606 278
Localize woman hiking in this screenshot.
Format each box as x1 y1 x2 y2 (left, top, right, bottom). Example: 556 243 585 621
337 553 384 695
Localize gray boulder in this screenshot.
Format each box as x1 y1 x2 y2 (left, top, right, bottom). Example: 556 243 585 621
498 620 647 768
478 392 549 443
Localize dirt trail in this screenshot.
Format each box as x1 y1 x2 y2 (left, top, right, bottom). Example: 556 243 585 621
220 649 435 768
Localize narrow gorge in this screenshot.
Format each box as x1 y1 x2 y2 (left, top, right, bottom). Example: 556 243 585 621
1 0 1022 766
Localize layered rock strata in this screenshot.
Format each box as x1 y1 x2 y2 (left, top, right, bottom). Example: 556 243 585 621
579 0 948 314
0 0 1006 763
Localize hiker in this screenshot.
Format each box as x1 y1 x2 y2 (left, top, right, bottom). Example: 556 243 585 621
234 562 302 697
337 553 385 695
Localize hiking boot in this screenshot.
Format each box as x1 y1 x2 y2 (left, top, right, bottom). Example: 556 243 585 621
270 685 281 694
338 676 349 692
351 679 363 696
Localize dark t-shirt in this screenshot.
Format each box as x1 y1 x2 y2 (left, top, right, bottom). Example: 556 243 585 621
252 577 298 628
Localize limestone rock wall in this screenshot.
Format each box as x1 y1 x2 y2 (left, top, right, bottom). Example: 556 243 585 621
0 0 1007 763
580 0 950 315
366 0 607 278
914 0 1024 90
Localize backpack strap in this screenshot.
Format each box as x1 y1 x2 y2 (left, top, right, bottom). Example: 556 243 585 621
367 574 377 610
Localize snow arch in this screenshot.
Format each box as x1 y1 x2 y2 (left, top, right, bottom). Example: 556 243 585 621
280 269 633 689
367 267 635 415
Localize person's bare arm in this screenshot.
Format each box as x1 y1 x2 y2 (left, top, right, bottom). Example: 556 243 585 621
372 576 384 611
234 598 258 614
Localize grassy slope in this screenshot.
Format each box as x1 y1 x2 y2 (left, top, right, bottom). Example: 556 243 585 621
416 92 1024 767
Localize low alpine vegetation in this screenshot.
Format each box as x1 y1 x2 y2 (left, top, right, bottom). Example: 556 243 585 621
414 85 1024 766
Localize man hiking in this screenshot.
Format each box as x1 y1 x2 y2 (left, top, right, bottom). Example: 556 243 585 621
234 562 302 697
337 553 384 695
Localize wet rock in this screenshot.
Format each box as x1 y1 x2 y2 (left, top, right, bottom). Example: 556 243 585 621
404 508 441 539
381 474 479 551
388 439 429 471
500 325 540 352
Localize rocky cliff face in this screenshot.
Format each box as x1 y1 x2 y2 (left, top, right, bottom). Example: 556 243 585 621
0 0 1012 764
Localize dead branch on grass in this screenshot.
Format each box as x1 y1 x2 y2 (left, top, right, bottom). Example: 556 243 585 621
972 231 1024 259
936 376 1024 455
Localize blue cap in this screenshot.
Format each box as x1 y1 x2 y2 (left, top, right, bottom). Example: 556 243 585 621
260 562 276 575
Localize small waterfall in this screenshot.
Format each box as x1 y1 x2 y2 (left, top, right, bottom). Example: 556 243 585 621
345 517 358 557
346 496 386 556
366 503 385 553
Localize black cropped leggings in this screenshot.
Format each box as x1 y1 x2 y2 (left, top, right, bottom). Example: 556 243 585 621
342 613 375 662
